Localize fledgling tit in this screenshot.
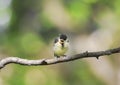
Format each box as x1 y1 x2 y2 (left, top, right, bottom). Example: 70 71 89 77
54 34 69 58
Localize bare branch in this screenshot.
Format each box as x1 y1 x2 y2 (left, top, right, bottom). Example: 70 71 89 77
0 47 120 69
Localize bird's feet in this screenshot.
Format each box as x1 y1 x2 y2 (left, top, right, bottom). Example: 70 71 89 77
63 55 67 57
54 56 60 59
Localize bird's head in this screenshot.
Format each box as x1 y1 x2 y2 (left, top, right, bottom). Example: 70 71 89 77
59 34 67 44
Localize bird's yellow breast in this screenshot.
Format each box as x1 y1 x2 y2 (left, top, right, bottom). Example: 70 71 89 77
54 42 69 56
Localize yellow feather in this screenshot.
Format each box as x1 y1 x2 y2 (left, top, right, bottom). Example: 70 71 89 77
54 41 69 57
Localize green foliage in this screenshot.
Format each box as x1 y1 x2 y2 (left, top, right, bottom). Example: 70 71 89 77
114 0 120 15
0 0 119 85
65 0 92 26
20 33 44 56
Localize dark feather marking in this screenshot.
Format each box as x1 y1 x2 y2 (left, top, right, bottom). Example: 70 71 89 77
60 34 67 40
61 43 64 48
54 38 58 43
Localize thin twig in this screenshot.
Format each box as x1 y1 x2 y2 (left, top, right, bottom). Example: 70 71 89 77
0 47 120 69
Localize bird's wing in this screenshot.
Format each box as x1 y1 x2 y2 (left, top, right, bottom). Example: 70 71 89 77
54 38 58 43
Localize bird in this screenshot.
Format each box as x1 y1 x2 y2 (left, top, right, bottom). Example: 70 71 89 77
54 34 69 58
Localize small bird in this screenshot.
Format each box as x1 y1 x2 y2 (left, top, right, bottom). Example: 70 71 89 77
54 34 69 58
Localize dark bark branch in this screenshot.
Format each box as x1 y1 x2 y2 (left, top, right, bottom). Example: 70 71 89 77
0 47 120 69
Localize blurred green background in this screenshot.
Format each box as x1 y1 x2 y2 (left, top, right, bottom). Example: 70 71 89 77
0 0 120 85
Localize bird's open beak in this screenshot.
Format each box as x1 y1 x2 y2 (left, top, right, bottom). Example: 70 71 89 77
60 39 64 44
